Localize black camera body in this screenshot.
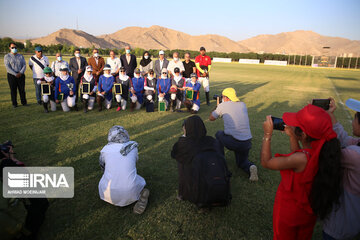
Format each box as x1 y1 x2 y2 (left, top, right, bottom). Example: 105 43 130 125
0 140 13 153
213 94 223 104
271 117 285 131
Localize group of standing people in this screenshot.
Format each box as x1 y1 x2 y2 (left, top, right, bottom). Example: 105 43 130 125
4 43 212 113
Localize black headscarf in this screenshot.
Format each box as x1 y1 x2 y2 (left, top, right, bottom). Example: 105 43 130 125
171 116 209 164
140 51 152 67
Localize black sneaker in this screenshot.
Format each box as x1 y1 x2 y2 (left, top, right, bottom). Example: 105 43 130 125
44 108 49 113
207 102 210 106
13 105 18 108
37 100 41 105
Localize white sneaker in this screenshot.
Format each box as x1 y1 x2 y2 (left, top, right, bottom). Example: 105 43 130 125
249 165 258 181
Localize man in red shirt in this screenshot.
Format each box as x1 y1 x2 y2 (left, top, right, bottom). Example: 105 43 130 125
195 46 212 105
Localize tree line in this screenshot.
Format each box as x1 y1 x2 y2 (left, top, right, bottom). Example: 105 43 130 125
1 37 358 69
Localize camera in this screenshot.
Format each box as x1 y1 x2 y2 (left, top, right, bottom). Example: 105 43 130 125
213 94 223 104
271 117 285 131
0 140 13 153
312 99 330 110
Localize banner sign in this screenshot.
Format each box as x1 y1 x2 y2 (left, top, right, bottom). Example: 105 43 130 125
239 59 260 64
212 57 232 63
264 60 288 66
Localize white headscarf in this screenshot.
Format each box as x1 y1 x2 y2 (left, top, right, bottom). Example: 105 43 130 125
60 73 69 81
44 76 54 82
174 75 182 83
84 72 93 82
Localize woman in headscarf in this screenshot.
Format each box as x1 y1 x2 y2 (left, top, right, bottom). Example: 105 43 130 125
139 51 153 77
261 105 343 240
80 66 97 113
115 66 130 111
98 125 149 214
171 115 222 202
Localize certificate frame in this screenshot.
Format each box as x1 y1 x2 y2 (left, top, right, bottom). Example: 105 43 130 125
158 101 166 112
82 82 91 94
114 83 122 95
186 90 194 100
41 83 51 96
57 93 64 101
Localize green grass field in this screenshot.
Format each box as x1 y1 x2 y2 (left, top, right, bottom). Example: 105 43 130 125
1 55 359 240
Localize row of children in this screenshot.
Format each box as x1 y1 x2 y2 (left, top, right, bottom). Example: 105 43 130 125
38 64 202 113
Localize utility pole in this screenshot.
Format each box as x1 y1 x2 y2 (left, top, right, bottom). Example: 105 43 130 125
348 57 352 69
355 54 359 69
299 54 302 66
305 53 308 66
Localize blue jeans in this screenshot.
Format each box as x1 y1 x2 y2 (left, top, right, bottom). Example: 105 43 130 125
215 130 253 175
33 78 41 102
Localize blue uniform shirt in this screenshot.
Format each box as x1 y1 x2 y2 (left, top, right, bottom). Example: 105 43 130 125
98 75 115 101
186 81 201 106
55 76 76 100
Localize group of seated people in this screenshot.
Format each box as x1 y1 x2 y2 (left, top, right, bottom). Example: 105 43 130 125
97 93 360 240
38 65 202 114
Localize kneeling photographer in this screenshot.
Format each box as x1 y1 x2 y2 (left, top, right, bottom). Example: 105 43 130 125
209 88 258 181
1 141 49 240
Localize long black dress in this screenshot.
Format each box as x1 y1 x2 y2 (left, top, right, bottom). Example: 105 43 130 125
171 115 222 201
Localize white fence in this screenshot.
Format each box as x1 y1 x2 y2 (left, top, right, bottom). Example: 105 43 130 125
212 57 232 63
239 59 260 64
264 60 288 66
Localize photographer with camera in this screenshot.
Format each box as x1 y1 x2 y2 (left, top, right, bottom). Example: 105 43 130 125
209 88 258 181
1 141 48 240
261 105 343 240
322 98 360 240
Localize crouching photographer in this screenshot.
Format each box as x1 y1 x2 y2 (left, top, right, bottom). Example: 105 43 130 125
209 88 258 181
1 140 49 240
261 105 343 240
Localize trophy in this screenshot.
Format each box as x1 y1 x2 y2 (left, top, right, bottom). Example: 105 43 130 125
67 83 74 96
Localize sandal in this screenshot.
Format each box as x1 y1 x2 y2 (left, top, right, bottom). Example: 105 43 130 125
133 188 150 214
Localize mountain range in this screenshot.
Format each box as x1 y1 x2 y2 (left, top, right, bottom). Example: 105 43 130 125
23 25 360 56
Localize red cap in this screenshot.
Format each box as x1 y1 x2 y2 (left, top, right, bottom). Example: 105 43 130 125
282 104 336 140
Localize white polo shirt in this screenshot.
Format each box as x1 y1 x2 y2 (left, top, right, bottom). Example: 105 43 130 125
167 60 185 74
106 57 122 74
29 55 50 79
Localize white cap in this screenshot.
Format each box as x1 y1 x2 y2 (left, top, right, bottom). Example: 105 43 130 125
346 98 360 112
159 50 165 55
86 66 93 72
161 68 168 73
60 64 68 71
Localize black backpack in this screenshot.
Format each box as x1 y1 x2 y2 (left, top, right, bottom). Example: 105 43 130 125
191 148 232 208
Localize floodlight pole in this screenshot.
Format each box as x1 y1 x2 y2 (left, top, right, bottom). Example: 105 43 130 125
348 57 351 69
355 54 359 69
305 53 308 66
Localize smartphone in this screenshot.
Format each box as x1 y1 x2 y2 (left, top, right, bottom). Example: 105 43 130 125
271 116 285 131
312 99 330 110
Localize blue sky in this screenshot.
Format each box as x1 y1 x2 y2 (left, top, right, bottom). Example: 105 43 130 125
0 0 359 40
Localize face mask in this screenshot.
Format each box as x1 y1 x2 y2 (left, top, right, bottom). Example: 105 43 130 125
148 76 154 80
11 48 17 54
174 57 179 61
126 49 131 54
94 53 99 58
144 55 149 59
135 74 140 78
57 56 62 61
75 53 80 57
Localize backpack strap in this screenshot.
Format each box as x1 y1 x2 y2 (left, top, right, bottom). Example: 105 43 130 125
31 56 45 70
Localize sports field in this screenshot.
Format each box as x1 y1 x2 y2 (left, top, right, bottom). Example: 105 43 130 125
1 56 359 240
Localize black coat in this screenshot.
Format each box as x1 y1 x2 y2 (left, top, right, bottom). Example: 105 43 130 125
120 54 137 78
69 57 87 83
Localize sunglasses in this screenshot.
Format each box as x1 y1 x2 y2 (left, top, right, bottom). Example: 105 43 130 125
149 72 154 75
120 70 125 72
162 72 167 74
11 47 17 49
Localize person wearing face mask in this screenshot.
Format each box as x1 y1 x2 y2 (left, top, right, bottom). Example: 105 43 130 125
129 68 144 111
195 46 212 106
115 67 130 111
106 50 121 77
167 52 185 78
157 68 171 110
54 64 77 112
29 46 49 105
88 48 105 83
80 66 97 113
4 42 27 108
154 50 169 78
170 67 186 112
139 51 153 77
51 52 69 78
97 64 114 111
184 73 201 114
143 69 157 112
69 48 88 103
38 67 56 113
120 46 137 78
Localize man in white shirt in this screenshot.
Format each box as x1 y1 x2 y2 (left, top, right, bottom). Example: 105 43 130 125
167 52 185 77
106 50 121 77
51 52 69 78
29 46 49 104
